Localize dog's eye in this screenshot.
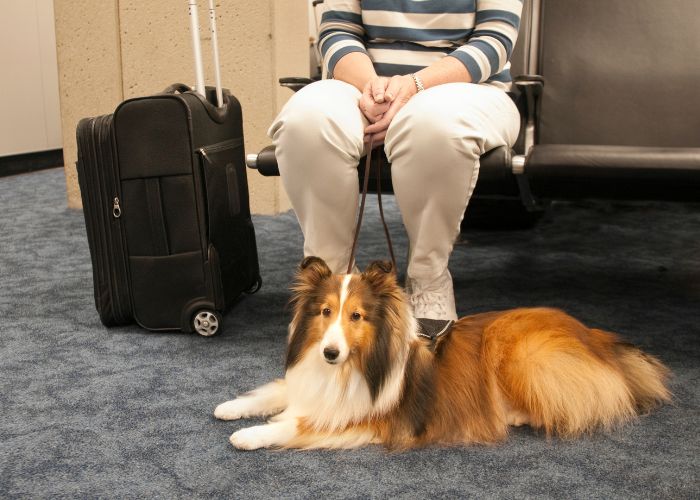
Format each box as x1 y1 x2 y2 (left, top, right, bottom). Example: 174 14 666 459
351 312 362 322
322 308 331 317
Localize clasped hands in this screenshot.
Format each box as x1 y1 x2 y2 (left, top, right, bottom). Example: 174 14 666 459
360 74 418 146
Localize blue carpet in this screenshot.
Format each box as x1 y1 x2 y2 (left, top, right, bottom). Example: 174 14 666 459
0 168 698 499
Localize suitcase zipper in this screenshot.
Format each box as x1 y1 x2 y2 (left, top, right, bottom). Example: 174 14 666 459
112 197 122 218
82 117 121 324
93 115 131 324
198 137 243 162
78 120 110 322
94 117 125 322
101 117 132 322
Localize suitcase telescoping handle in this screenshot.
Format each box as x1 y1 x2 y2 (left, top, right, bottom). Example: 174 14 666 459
187 0 223 108
207 0 224 107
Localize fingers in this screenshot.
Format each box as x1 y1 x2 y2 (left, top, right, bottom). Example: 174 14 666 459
371 78 387 103
359 82 390 123
383 75 403 102
364 102 397 134
364 75 415 135
359 96 389 123
362 76 389 104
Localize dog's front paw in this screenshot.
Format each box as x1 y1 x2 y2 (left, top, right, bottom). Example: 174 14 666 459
214 399 248 420
230 426 269 450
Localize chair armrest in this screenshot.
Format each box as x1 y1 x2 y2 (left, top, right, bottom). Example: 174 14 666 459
513 74 544 85
512 76 544 117
279 77 317 93
245 145 279 176
512 74 544 154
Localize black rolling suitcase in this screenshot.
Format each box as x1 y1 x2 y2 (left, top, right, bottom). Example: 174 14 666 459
76 1 260 336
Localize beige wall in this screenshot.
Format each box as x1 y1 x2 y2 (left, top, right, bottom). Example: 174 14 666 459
1 0 63 156
54 0 308 214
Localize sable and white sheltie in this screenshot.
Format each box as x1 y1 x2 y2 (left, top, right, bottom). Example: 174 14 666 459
214 257 671 450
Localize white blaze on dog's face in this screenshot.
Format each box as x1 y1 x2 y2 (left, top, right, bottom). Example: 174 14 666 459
318 274 370 365
318 274 351 364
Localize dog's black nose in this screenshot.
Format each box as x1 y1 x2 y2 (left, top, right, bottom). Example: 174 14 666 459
323 347 340 362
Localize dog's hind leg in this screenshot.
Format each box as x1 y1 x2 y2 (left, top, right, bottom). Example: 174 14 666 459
214 379 288 420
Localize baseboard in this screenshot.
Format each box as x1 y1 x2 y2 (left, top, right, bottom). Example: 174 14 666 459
0 149 64 177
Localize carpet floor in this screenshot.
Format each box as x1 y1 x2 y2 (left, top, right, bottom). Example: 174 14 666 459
1 168 698 499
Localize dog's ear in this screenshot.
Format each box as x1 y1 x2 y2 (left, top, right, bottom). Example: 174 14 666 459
297 256 332 285
287 257 333 370
362 260 397 290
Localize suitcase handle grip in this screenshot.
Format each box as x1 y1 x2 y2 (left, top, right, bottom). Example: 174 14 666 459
163 83 193 94
161 82 231 123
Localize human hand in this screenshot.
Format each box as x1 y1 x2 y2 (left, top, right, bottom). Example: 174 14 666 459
359 76 391 125
364 74 418 146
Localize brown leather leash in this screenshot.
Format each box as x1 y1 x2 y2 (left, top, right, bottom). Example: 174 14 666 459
346 140 397 275
347 143 454 344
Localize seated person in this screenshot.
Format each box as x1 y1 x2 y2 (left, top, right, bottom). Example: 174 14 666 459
269 0 522 324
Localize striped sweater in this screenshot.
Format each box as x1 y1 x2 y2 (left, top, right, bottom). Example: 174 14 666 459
318 0 523 89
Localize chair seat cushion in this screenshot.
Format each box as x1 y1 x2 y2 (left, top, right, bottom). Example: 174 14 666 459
525 144 700 200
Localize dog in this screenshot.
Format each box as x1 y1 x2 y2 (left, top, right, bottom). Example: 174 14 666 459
214 257 671 450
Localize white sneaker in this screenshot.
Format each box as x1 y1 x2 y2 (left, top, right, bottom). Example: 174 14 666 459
407 269 458 321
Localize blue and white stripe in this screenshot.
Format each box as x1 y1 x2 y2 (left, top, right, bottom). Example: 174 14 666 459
318 0 523 89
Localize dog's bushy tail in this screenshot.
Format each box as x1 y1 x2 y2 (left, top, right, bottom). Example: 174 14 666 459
610 336 672 413
502 326 671 438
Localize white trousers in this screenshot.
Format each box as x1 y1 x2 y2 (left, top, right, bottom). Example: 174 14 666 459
268 79 520 280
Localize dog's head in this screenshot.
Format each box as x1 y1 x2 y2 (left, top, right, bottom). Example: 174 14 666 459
286 257 411 401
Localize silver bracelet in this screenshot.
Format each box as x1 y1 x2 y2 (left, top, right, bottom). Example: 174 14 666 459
410 73 425 92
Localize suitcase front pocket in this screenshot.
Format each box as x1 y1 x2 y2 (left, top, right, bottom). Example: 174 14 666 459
199 137 245 215
199 137 247 245
130 251 207 330
121 175 201 256
199 137 258 304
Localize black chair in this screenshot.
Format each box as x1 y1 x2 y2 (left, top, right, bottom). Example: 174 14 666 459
518 0 700 201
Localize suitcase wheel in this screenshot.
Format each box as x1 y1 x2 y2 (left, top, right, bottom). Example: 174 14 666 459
192 309 222 337
245 276 262 295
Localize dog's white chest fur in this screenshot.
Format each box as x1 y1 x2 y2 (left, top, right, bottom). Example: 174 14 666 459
282 353 374 430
